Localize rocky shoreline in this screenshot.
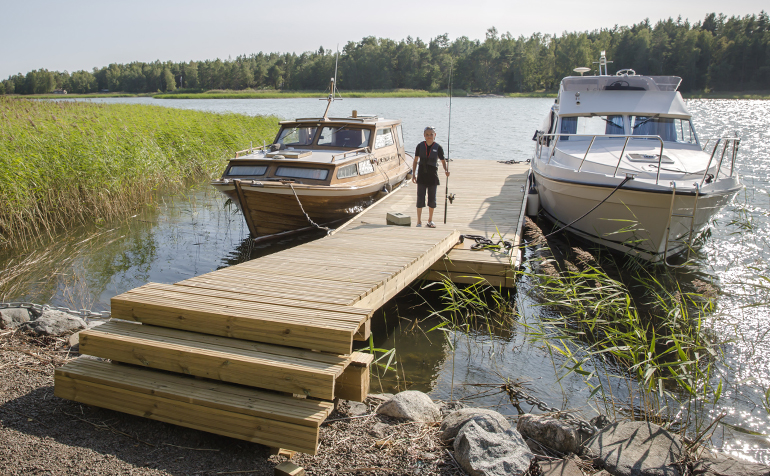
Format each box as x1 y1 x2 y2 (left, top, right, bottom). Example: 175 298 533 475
2 308 770 475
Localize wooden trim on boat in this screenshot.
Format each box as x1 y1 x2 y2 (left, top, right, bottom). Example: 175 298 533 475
233 179 258 237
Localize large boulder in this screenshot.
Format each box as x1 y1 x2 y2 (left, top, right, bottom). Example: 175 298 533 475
692 454 770 476
20 310 87 336
375 390 441 422
453 420 535 476
517 413 584 454
584 420 684 476
440 408 511 442
0 308 32 329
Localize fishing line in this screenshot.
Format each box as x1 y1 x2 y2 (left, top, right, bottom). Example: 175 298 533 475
443 59 453 225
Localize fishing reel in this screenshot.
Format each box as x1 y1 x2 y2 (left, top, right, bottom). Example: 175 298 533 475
447 193 456 204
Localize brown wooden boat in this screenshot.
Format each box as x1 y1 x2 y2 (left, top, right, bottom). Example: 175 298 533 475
211 82 412 240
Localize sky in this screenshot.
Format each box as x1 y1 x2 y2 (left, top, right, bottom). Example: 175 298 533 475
0 0 766 79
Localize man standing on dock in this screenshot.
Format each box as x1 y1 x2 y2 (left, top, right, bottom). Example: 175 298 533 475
412 126 450 228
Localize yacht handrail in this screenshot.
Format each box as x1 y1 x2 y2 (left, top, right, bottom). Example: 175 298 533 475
539 133 666 184
538 133 740 186
331 146 371 162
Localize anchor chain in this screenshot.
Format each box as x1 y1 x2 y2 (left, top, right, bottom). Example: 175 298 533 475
0 302 111 320
501 383 598 435
288 183 333 234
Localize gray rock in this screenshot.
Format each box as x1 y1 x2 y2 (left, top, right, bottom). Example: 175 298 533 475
369 422 390 438
517 413 584 454
436 399 467 417
0 308 32 329
453 420 535 476
348 401 368 417
20 310 87 336
692 454 770 476
440 408 511 442
375 390 441 422
584 420 683 476
540 458 585 476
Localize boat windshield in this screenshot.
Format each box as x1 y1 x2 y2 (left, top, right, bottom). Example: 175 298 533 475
276 126 317 146
559 115 625 141
318 127 371 148
631 116 697 144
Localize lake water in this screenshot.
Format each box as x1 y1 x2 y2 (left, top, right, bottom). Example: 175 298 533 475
5 96 770 462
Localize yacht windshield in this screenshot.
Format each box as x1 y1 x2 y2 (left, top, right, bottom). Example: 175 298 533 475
276 126 317 146
318 127 371 148
559 115 624 140
631 116 697 144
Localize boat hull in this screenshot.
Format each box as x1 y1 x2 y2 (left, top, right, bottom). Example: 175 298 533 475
533 171 739 261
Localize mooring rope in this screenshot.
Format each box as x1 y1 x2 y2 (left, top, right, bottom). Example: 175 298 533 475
288 183 333 234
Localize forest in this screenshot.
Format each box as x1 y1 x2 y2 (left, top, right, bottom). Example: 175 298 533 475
2 12 768 95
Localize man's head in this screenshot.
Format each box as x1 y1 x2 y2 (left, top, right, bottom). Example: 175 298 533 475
424 126 437 144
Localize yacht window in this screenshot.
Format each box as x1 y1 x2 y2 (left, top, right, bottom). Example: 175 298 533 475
559 115 625 140
275 167 329 180
318 127 371 148
374 128 395 149
337 164 358 179
631 116 697 144
358 160 374 175
276 126 317 146
227 165 267 176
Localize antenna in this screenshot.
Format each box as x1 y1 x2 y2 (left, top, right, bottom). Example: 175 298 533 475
322 46 341 121
593 51 613 76
573 67 591 76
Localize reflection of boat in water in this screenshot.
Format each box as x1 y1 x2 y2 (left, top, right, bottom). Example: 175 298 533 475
530 52 743 264
211 80 412 241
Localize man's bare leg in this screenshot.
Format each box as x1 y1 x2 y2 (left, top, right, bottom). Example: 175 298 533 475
416 207 423 225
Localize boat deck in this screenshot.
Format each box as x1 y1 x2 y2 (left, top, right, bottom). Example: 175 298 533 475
54 158 530 455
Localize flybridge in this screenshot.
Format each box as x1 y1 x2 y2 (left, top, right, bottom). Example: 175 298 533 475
561 75 682 92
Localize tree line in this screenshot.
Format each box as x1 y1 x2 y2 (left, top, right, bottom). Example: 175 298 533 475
3 12 768 95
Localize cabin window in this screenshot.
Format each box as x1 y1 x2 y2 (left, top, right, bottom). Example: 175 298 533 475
276 126 317 146
396 125 404 148
374 128 395 149
358 160 374 175
275 167 329 180
337 164 358 179
631 116 697 144
227 165 267 176
318 127 371 148
559 115 625 140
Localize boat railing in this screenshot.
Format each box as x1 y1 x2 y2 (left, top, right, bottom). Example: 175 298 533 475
331 147 371 162
537 133 740 186
235 141 270 158
698 137 741 186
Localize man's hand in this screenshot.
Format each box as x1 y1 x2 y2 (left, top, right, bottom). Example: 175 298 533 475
445 171 450 177
412 175 417 183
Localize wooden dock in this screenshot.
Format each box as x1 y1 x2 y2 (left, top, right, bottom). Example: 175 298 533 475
54 158 530 455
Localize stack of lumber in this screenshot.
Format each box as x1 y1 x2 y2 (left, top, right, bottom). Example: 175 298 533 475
54 224 461 454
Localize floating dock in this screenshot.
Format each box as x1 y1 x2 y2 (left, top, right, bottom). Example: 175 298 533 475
54 158 530 455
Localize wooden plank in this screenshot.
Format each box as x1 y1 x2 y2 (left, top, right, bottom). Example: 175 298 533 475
79 321 347 400
335 352 373 402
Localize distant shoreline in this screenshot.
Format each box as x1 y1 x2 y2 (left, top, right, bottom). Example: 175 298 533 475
8 89 770 100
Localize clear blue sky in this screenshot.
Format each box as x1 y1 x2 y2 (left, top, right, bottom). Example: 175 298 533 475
0 0 765 79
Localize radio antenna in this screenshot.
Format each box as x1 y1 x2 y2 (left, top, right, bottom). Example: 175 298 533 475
322 45 341 120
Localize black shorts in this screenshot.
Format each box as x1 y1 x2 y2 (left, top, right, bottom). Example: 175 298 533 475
416 183 437 208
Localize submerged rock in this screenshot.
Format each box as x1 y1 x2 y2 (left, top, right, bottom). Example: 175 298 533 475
0 308 32 329
375 390 441 422
584 420 683 476
440 408 511 442
692 454 770 476
20 310 87 336
517 413 584 454
453 420 535 476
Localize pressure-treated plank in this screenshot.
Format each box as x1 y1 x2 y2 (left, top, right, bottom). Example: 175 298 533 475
335 352 374 402
79 321 349 400
55 359 334 454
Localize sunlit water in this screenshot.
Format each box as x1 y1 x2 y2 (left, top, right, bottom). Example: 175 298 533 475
7 96 770 462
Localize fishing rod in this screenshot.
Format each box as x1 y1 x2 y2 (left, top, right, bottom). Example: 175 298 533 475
444 59 455 224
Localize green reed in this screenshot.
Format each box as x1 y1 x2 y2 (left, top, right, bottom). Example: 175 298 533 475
0 97 278 248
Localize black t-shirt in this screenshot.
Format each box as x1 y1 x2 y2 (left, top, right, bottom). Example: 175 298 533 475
414 141 445 186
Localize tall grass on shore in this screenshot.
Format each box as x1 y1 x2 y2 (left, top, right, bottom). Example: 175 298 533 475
0 98 278 248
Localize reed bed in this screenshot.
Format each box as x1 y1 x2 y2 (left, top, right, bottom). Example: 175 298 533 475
0 97 278 248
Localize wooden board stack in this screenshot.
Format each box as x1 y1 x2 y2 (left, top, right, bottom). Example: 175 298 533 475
55 225 461 454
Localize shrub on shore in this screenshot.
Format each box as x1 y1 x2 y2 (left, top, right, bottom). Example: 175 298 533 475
0 98 278 248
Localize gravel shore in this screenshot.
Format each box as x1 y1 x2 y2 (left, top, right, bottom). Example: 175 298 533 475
0 329 463 475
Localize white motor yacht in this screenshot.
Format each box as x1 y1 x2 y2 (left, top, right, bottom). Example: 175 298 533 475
530 52 742 264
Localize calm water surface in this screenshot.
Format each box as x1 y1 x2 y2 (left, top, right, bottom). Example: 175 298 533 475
7 96 770 462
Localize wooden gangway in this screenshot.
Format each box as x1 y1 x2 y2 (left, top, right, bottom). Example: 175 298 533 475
54 158 530 455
